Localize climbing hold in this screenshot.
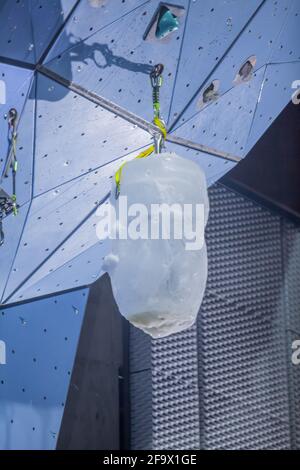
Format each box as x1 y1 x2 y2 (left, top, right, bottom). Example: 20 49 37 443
197 80 220 109
155 6 179 39
203 80 220 103
234 56 256 84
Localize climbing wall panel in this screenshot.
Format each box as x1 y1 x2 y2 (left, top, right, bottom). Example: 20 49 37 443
7 244 105 304
169 0 292 129
172 66 266 158
6 209 110 303
0 0 78 64
0 1 35 64
168 0 265 124
2 145 142 304
245 61 300 154
0 203 30 305
30 0 78 62
2 160 109 303
45 0 148 62
270 0 300 63
45 0 189 123
0 63 33 183
34 73 152 195
0 77 35 207
0 287 88 450
1 0 298 310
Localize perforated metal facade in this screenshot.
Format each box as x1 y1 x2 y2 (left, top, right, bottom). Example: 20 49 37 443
129 183 300 450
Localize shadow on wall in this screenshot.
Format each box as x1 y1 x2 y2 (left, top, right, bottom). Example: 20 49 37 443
41 31 153 102
61 33 153 74
0 0 153 102
39 0 152 101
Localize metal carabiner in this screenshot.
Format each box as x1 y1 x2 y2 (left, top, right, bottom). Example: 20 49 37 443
8 108 18 128
150 63 164 88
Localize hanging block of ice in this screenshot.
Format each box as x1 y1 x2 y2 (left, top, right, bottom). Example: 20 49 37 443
155 7 179 39
101 152 209 339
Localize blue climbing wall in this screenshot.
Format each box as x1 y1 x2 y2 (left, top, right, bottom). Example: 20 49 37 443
0 287 88 450
0 0 78 64
0 0 299 303
0 0 299 451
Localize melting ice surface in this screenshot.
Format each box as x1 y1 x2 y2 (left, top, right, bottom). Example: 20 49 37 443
104 152 209 338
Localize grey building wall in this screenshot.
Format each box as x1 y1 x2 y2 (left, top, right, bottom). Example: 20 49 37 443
129 183 300 450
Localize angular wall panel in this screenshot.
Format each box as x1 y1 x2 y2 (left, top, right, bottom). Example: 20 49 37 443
0 64 33 184
172 66 266 159
45 0 148 62
170 0 291 129
0 0 78 64
0 288 88 450
0 77 35 207
2 165 109 303
271 0 300 63
45 0 189 123
0 203 30 305
31 0 78 62
245 61 300 154
34 73 151 195
168 0 264 124
7 244 105 304
0 1 35 63
7 207 110 301
2 148 140 304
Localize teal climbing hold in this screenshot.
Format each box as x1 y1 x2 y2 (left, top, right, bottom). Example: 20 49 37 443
155 7 179 39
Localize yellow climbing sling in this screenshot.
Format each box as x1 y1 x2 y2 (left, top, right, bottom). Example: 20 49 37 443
115 64 166 197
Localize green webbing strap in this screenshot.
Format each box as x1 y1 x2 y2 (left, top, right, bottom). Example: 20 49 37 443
115 64 166 198
114 116 167 198
0 109 19 246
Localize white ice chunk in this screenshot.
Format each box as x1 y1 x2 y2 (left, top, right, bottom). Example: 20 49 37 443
104 152 209 338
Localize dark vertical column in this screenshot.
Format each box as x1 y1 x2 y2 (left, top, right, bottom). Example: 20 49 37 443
222 102 300 223
57 274 129 450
